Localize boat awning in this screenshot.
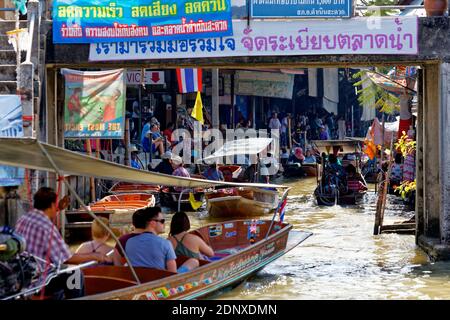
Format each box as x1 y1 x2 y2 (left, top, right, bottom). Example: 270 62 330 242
311 139 362 154
0 138 286 189
202 137 273 161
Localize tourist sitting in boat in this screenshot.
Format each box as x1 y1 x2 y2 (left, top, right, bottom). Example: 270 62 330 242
167 211 214 273
202 162 224 181
113 209 146 266
303 149 317 164
125 206 177 273
346 164 368 193
75 217 114 265
153 151 174 175
289 147 305 164
15 187 108 299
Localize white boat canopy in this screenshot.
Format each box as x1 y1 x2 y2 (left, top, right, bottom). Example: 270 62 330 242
0 138 286 189
202 137 273 161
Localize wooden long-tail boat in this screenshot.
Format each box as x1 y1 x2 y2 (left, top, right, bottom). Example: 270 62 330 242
160 187 206 212
79 219 311 300
64 193 155 240
0 138 306 300
205 187 279 218
314 186 366 206
109 182 161 195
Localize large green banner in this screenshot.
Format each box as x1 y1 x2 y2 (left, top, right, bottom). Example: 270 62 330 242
62 68 126 139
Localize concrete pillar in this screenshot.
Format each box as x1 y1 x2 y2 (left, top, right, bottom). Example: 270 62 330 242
211 68 220 129
439 62 450 243
18 62 34 138
423 63 441 238
416 68 424 243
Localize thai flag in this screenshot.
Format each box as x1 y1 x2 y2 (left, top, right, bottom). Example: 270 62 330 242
176 68 203 93
279 198 287 223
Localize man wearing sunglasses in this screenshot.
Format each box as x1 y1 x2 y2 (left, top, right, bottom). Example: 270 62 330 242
125 206 177 273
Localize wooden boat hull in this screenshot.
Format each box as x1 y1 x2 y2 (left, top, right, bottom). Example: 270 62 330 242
206 188 278 218
314 187 365 206
109 182 161 204
79 220 312 300
160 188 205 211
64 193 155 241
302 164 318 177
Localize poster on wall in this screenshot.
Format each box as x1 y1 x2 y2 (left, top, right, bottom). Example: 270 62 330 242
0 95 24 186
62 68 126 139
234 70 294 99
53 0 233 44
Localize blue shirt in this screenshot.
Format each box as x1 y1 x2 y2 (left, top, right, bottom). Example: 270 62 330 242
202 168 224 181
125 232 177 270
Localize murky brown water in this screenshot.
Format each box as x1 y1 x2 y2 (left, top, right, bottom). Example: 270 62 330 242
72 177 450 299
186 177 450 300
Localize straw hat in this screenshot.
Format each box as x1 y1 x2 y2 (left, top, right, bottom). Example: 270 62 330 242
171 155 183 166
130 145 139 153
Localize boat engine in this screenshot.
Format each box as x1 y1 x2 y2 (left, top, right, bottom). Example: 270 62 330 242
0 226 39 299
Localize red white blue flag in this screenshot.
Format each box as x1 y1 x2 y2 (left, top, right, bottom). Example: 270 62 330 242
279 198 287 223
176 68 203 93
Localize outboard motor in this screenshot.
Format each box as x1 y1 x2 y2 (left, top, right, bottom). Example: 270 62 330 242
0 226 39 299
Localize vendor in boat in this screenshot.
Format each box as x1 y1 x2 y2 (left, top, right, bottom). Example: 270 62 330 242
346 164 368 193
167 211 214 273
153 151 174 175
171 155 191 192
15 187 108 299
113 209 146 266
75 217 114 265
303 149 317 164
202 162 224 181
289 147 305 164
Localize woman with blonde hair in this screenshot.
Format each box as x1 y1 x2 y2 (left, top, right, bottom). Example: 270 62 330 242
76 217 114 264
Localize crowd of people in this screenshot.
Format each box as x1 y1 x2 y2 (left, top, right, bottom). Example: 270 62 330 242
267 111 349 150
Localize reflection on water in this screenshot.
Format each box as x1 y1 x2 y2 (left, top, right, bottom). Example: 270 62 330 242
183 177 450 300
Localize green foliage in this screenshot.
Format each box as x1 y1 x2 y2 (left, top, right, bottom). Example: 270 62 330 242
394 131 417 157
353 69 400 114
360 0 400 17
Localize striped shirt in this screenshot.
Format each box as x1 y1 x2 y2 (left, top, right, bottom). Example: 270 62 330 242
15 209 72 268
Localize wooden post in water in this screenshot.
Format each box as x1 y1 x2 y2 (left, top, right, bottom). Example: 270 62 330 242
86 139 96 202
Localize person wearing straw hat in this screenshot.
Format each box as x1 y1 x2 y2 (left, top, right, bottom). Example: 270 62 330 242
130 145 142 169
153 151 174 175
171 155 190 192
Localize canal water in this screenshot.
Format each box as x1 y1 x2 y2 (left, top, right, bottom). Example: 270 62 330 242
183 177 450 300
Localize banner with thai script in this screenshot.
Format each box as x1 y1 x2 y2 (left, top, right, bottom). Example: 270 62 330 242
0 95 24 186
234 71 294 99
89 17 418 61
53 0 233 43
251 0 352 18
62 68 126 139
